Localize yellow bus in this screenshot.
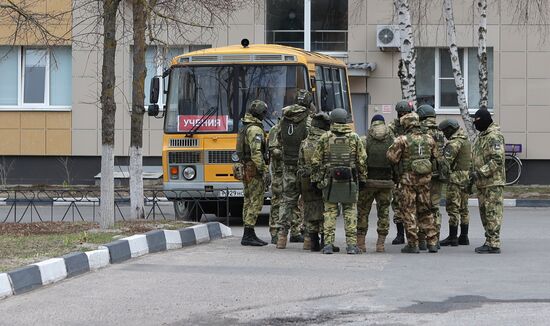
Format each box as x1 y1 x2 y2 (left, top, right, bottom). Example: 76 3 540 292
148 40 353 219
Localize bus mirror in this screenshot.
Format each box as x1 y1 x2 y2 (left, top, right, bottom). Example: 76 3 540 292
147 104 160 117
150 77 160 104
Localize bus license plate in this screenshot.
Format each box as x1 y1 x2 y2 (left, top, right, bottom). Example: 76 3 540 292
219 190 244 197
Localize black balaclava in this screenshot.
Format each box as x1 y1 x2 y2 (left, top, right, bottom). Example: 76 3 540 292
473 109 492 132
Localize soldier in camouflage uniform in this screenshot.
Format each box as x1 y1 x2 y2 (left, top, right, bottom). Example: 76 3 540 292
357 115 394 253
267 120 283 244
311 108 368 255
387 100 414 245
438 119 472 247
298 113 330 251
387 112 439 253
471 109 505 254
417 105 446 250
237 100 269 246
276 90 312 249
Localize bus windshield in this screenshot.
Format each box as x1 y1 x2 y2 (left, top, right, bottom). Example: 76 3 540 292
165 64 308 133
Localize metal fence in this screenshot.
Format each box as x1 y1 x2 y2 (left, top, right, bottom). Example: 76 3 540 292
0 188 230 224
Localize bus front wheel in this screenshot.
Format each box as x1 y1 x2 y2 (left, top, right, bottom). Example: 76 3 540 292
173 200 200 221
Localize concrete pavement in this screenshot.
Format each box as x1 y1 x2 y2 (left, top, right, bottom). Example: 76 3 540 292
1 207 549 325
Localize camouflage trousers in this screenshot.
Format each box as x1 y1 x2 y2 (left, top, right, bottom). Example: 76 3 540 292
242 175 265 228
446 183 469 227
401 184 438 246
419 180 443 239
391 186 403 224
303 198 324 234
357 187 391 236
478 186 503 248
279 165 303 236
323 202 357 246
269 169 282 237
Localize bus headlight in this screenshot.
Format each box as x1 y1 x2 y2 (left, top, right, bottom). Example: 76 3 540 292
231 152 239 162
182 166 196 180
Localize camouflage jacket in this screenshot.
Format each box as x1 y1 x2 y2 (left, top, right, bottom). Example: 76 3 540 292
311 123 368 186
388 118 405 139
421 117 446 155
267 120 283 174
472 122 505 188
386 128 438 186
442 129 471 187
298 126 326 177
242 113 268 174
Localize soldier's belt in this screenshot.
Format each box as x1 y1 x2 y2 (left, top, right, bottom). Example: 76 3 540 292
365 179 394 189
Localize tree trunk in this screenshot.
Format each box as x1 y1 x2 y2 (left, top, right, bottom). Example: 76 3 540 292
394 0 417 107
100 0 121 229
130 0 147 219
477 0 489 110
443 0 476 141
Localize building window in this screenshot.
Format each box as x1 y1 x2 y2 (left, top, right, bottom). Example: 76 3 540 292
0 46 72 110
416 47 494 112
266 0 348 52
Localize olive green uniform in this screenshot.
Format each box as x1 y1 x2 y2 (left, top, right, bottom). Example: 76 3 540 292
267 121 283 239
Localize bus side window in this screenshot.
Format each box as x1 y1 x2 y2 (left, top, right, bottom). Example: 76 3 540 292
315 66 328 111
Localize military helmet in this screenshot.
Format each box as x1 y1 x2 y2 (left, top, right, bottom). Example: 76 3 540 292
395 100 413 113
417 104 436 120
248 100 268 120
438 119 459 131
399 112 420 130
311 112 331 130
330 108 348 124
294 89 313 107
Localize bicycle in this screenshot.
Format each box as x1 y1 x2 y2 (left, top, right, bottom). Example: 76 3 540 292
504 144 522 185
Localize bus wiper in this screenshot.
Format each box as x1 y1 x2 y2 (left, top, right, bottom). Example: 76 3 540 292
185 106 218 138
264 118 275 129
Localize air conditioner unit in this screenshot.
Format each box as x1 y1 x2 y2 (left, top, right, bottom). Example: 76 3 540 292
376 25 400 50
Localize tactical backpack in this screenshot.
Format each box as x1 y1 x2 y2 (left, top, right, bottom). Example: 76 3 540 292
280 112 309 165
404 134 433 175
323 133 358 203
366 134 393 180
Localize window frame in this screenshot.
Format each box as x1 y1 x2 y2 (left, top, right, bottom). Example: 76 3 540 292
423 47 492 114
265 0 348 56
0 46 71 112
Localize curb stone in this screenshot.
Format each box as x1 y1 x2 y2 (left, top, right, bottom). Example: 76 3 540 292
1 222 231 300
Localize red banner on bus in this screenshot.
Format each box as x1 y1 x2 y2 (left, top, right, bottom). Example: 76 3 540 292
178 115 229 132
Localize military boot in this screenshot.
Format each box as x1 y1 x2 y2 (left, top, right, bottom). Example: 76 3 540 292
289 234 304 243
475 244 501 254
376 234 386 252
427 244 439 253
241 227 265 246
321 244 334 254
392 223 405 245
303 234 311 250
440 225 459 246
310 233 321 252
418 232 427 251
357 233 367 252
276 230 288 249
458 224 470 245
346 244 362 255
249 228 268 246
401 243 420 253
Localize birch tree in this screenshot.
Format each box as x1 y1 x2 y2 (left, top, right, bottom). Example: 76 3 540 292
394 0 418 107
443 0 476 140
477 0 489 111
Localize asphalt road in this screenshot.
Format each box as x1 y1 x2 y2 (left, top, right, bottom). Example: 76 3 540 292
1 207 550 325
